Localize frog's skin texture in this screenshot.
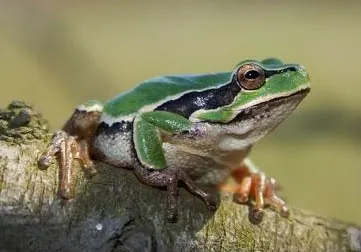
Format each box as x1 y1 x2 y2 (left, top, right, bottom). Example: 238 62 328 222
38 58 310 222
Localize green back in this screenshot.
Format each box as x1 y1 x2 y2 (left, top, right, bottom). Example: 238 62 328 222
103 72 232 118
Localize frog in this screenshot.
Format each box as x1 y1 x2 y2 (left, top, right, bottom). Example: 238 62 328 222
38 58 310 222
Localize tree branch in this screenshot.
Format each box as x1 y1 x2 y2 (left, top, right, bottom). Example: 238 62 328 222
0 101 360 252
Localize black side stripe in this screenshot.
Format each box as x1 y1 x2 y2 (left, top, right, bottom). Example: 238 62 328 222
155 77 241 118
96 121 133 136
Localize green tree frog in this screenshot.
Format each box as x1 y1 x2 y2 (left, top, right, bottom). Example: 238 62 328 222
38 58 310 222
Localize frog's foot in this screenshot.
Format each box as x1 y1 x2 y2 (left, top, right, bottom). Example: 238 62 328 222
38 130 96 199
134 165 216 222
221 160 289 221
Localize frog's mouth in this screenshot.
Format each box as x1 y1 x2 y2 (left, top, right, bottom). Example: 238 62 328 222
231 88 310 122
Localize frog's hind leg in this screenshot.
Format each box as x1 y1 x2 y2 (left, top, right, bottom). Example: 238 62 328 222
133 111 216 222
223 158 289 221
38 104 102 199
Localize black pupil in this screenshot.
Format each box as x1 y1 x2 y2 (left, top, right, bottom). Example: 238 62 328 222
245 70 260 80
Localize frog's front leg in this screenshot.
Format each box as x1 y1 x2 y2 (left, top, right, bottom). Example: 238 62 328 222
133 111 216 222
226 158 289 221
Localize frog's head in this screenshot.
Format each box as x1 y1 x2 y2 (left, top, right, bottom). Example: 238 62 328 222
191 58 310 126
233 58 310 96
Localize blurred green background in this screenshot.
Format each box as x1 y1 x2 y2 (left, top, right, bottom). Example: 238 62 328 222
0 1 360 225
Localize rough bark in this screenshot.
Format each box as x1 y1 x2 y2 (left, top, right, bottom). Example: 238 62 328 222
0 101 360 252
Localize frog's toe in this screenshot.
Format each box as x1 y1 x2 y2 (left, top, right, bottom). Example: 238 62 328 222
38 130 67 169
233 175 252 204
180 171 217 212
206 201 217 212
231 167 289 220
38 155 54 170
251 208 264 222
264 177 290 218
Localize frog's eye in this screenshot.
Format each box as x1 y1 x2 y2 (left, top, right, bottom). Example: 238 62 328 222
236 64 266 90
